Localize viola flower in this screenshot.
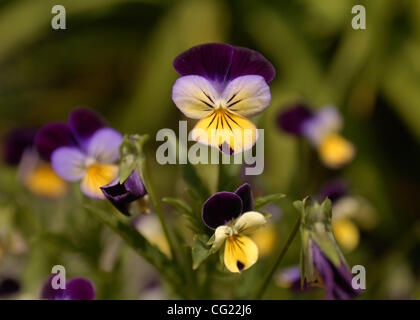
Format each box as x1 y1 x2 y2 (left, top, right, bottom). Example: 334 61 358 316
203 183 267 273
172 43 275 154
277 104 355 169
40 275 95 300
101 169 147 216
35 108 123 199
319 180 377 252
2 127 67 198
295 198 363 300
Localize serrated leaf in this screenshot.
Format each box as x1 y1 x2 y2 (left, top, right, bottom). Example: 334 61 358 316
192 234 211 270
254 193 286 209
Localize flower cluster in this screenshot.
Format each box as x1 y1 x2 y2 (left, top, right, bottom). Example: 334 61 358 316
277 104 355 169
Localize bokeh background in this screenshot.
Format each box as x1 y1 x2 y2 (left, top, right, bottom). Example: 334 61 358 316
0 0 419 299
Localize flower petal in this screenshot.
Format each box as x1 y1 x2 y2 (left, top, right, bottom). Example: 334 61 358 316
233 211 266 235
221 75 271 117
35 123 76 161
172 75 219 119
51 147 87 182
80 164 118 199
224 235 258 273
302 106 342 145
332 218 360 252
69 108 105 148
277 104 313 136
234 183 254 212
86 128 123 164
24 164 67 198
210 225 232 253
191 109 258 155
2 127 36 165
100 170 146 216
230 46 276 83
202 192 243 229
65 278 95 300
173 43 233 83
317 133 355 169
312 243 361 300
40 275 65 300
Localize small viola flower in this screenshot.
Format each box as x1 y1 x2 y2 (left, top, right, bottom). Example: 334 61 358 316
35 108 123 199
295 198 362 300
2 127 67 198
319 180 377 252
100 169 147 216
40 276 95 300
203 183 267 273
172 43 275 154
278 104 355 169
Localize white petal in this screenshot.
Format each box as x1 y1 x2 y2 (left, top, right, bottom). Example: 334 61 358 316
210 225 232 253
233 211 267 235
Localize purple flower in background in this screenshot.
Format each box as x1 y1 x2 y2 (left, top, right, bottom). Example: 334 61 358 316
101 169 147 216
40 276 95 300
172 43 275 154
277 104 355 169
319 180 348 203
2 127 67 198
0 277 20 298
276 266 309 293
311 242 362 300
35 108 123 199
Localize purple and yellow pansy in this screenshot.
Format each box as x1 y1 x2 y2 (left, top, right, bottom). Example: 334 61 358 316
278 104 355 169
172 43 275 154
35 108 123 199
203 183 267 273
2 127 67 198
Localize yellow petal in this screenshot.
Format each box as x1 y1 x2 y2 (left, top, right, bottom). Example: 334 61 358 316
81 164 118 199
191 109 258 154
24 164 67 198
251 224 277 257
332 218 360 252
318 133 355 169
224 235 258 273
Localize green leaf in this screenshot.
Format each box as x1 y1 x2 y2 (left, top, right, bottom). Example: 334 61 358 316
192 234 211 270
84 203 178 284
254 193 286 209
162 197 192 215
182 163 210 202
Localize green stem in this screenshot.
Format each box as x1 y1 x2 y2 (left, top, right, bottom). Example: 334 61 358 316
254 216 301 299
140 159 177 263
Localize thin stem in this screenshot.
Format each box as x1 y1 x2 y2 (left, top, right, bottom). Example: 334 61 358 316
140 159 177 263
254 216 301 299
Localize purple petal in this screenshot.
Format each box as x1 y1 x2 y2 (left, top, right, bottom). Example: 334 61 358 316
312 243 361 300
202 192 243 229
87 128 123 164
100 170 147 216
2 127 36 165
69 108 105 149
229 46 275 83
276 266 308 293
40 275 65 300
65 278 95 300
0 278 20 298
173 43 233 83
277 103 314 136
319 180 348 203
51 147 87 182
234 183 254 212
301 106 342 145
35 123 76 161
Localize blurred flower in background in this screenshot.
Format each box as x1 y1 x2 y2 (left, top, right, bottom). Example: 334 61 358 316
2 127 67 198
277 104 355 169
35 108 123 199
40 275 95 300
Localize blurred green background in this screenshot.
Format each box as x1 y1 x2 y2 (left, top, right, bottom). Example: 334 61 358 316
0 0 419 299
